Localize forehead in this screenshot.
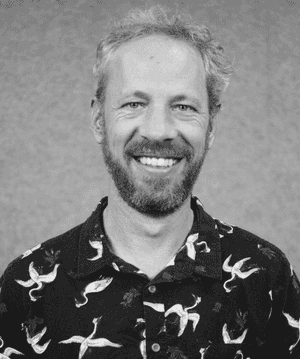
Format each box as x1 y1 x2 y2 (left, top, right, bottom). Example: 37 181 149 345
107 35 206 98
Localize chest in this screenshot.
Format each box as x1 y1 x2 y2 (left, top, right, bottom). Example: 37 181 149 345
23 274 272 358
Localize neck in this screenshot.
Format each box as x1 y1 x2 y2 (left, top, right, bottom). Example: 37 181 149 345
103 185 194 276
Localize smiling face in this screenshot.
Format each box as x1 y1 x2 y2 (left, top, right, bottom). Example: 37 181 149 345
93 35 216 218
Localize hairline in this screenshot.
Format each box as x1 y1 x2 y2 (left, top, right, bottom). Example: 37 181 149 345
99 33 208 106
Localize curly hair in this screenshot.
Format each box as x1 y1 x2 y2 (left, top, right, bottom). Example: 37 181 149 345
93 4 234 120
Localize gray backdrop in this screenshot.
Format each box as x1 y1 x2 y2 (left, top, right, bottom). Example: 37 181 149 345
1 0 299 275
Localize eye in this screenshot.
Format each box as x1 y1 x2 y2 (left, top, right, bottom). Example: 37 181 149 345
122 102 145 109
174 104 197 112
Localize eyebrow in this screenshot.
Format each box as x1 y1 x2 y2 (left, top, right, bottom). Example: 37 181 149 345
121 91 203 109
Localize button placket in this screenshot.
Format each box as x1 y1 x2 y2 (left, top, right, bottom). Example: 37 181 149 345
144 285 164 356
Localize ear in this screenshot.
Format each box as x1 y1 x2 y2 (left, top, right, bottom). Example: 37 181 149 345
207 112 218 149
90 98 104 144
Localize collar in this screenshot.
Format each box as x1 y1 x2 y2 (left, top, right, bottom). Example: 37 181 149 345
74 195 222 280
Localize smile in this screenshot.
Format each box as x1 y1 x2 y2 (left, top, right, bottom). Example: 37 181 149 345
136 156 180 167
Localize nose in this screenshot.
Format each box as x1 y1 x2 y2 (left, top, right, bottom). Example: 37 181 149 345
138 105 177 141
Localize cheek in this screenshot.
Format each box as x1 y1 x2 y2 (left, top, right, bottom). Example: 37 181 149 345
104 123 132 158
178 121 207 149
108 115 140 151
108 111 139 137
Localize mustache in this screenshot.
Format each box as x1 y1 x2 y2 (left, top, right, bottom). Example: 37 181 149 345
125 139 192 159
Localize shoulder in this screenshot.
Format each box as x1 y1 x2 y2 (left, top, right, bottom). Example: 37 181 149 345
214 217 292 284
1 197 107 283
216 217 284 254
1 221 83 284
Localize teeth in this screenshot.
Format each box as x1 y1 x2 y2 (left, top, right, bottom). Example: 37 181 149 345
139 157 178 167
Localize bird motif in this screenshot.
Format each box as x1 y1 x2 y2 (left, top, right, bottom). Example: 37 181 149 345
185 234 199 260
15 262 60 301
222 255 260 293
0 348 24 359
222 323 248 344
199 344 210 359
112 262 120 271
21 243 41 259
165 294 201 337
139 330 146 359
183 234 211 261
268 291 273 320
59 317 122 359
197 241 211 254
0 337 24 359
234 349 250 359
290 263 294 276
195 197 204 207
135 269 145 275
25 326 50 354
88 240 103 261
135 318 146 359
144 302 165 312
218 220 234 234
283 312 300 353
75 276 113 308
216 219 234 238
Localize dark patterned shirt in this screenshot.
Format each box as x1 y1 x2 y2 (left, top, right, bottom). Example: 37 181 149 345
1 195 300 359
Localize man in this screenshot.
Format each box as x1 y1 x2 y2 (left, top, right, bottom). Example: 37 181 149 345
0 5 299 359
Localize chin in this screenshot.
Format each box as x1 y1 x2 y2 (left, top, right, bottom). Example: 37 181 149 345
120 182 191 218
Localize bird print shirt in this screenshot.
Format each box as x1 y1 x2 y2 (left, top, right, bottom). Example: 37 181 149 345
0 195 300 359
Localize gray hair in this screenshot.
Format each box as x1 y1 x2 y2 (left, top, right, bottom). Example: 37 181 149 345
92 4 234 120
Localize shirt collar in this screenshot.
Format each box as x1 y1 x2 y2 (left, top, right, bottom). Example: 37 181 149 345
189 196 223 280
74 195 222 280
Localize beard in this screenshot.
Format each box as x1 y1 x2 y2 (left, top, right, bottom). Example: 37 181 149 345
100 121 210 218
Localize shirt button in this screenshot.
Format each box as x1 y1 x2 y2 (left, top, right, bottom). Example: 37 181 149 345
151 343 160 352
148 285 156 293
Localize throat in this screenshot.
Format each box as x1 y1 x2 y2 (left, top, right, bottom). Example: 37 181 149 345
103 193 195 277
118 251 176 280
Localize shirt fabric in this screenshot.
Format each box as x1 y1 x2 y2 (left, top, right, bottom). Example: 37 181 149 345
1 195 300 359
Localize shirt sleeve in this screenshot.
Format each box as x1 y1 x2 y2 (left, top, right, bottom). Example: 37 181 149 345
0 261 30 356
264 255 300 358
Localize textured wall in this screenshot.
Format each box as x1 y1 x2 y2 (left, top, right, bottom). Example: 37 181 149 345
1 0 299 275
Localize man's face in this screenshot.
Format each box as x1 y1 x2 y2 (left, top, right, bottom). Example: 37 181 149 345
94 35 216 218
